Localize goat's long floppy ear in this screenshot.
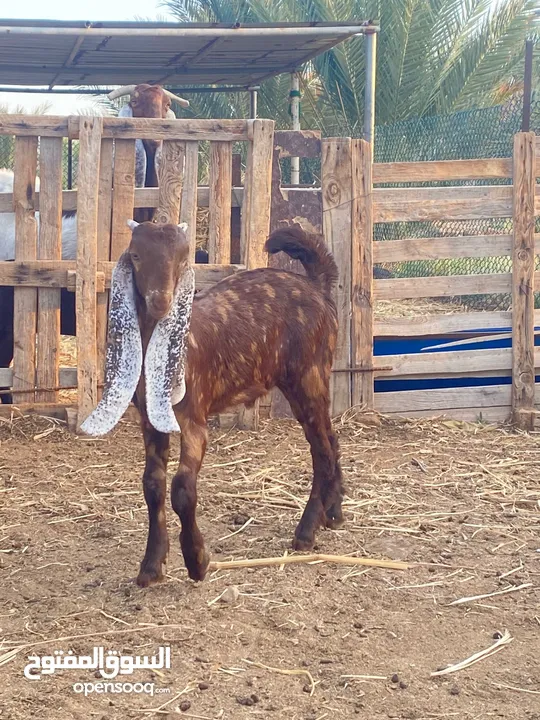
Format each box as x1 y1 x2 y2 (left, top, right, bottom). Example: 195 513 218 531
80 253 142 436
145 264 195 434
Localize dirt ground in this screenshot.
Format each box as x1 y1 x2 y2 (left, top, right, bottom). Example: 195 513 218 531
0 413 539 720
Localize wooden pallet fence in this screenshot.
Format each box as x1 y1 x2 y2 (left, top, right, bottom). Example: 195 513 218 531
0 115 273 430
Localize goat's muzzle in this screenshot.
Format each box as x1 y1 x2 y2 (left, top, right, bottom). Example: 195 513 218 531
146 291 173 320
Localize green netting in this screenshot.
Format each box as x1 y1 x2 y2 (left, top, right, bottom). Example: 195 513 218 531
374 94 540 311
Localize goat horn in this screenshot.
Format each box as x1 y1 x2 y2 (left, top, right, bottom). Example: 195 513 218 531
107 85 137 101
162 89 190 108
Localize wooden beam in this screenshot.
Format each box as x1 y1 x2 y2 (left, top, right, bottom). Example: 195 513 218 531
374 310 524 337
110 139 136 260
0 260 244 290
374 235 514 263
180 141 199 262
374 273 515 300
0 115 250 141
511 132 536 430
375 384 513 414
76 116 102 430
36 138 63 404
237 118 275 431
96 138 114 394
351 138 373 409
374 185 522 223
12 137 38 404
322 138 353 414
208 141 233 264
373 158 514 184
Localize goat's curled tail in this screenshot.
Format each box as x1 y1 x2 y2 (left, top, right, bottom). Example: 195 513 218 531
264 226 338 298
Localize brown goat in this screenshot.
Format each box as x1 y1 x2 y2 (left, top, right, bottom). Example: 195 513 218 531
108 83 190 220
81 223 343 587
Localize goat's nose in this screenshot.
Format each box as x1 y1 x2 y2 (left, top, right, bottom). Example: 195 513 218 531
146 291 173 319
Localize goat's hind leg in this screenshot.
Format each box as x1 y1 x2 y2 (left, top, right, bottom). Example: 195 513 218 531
323 426 345 529
170 419 210 582
279 384 339 550
136 422 171 587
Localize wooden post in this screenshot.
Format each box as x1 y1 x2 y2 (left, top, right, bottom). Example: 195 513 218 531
322 138 353 415
180 141 199 262
96 138 114 394
351 139 374 409
231 153 242 264
12 137 38 404
36 137 63 404
155 140 184 224
238 119 275 430
208 141 233 264
511 131 536 430
76 117 102 430
110 139 136 260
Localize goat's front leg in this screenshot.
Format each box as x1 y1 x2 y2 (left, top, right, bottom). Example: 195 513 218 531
136 422 171 588
170 420 210 582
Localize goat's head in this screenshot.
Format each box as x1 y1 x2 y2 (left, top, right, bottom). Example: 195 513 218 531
108 84 189 194
80 221 195 437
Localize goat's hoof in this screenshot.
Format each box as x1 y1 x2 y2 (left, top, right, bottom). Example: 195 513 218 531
325 508 344 529
185 548 210 582
136 567 164 588
292 534 315 552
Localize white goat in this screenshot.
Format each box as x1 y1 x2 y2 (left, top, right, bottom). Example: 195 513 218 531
0 168 77 261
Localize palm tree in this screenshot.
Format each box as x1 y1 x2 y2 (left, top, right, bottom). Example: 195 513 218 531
161 0 540 135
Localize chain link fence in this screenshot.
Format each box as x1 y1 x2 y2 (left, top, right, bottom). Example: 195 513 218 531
374 94 540 311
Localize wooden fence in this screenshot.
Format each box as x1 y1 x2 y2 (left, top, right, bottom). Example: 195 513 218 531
0 118 538 431
0 115 274 430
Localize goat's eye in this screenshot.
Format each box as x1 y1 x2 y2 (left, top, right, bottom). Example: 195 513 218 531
131 253 140 262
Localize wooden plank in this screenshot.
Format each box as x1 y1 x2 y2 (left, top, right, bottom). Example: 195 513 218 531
12 137 38 403
0 261 243 290
208 141 232 264
0 116 250 141
36 138 63 404
374 185 516 222
0 115 69 137
375 310 518 337
237 118 275 431
180 141 199 262
373 158 513 184
0 185 247 214
511 132 536 430
101 117 249 142
378 347 531 380
375 273 513 300
110 139 136 260
351 138 374 409
76 116 102 430
97 138 114 394
154 139 184 224
378 405 512 424
375 384 512 414
322 138 353 415
230 153 242 264
374 235 513 263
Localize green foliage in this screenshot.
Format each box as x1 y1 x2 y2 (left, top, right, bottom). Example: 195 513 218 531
160 0 540 135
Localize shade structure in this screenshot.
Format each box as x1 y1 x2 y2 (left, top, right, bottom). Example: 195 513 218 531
0 19 377 90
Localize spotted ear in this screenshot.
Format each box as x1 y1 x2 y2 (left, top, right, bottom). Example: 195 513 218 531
145 267 195 434
80 253 143 436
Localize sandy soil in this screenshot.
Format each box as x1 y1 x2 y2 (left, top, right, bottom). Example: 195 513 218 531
0 414 539 720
